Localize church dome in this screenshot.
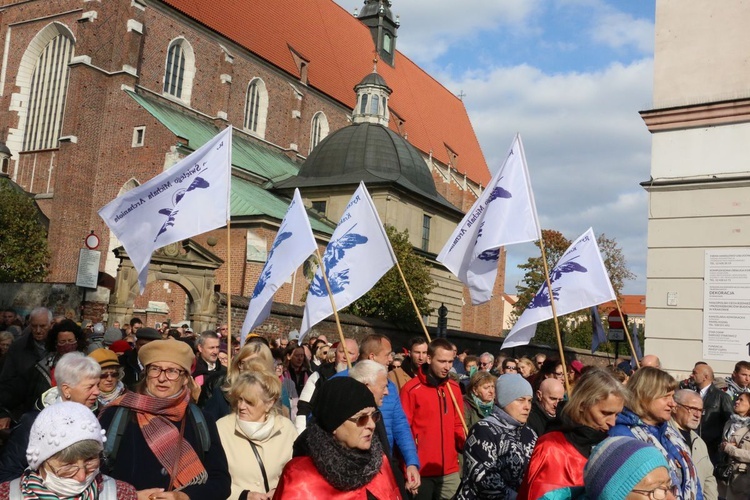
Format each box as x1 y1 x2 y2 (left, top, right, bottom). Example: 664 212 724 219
355 72 390 91
276 122 454 210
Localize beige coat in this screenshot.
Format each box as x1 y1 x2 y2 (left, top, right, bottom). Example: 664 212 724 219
668 419 718 500
723 424 750 500
216 412 297 500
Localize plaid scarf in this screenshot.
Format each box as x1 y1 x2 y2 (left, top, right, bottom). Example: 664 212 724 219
19 469 98 500
109 389 207 490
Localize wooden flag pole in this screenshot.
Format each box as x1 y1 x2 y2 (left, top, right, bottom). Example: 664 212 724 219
226 220 232 369
315 248 352 369
538 237 571 396
394 259 469 436
616 298 641 369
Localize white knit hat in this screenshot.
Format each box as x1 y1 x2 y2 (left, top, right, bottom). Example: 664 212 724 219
26 402 106 470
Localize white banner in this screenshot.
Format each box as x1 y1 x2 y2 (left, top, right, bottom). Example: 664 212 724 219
99 127 232 292
300 182 396 340
438 134 540 304
241 189 317 343
504 228 616 348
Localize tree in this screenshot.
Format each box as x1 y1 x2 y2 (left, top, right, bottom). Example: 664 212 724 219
345 225 435 329
0 184 50 282
512 229 635 349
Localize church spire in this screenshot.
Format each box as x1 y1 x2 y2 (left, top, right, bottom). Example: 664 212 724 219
357 0 399 67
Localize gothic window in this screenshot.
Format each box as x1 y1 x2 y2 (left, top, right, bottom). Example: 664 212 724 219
422 215 431 251
163 38 195 103
371 95 379 116
244 78 268 137
360 94 369 114
23 33 74 151
310 112 329 152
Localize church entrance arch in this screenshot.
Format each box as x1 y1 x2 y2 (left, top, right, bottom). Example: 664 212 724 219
108 239 223 332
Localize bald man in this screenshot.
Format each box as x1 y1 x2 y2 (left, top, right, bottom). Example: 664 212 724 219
640 354 661 369
691 363 732 466
527 378 565 437
670 390 718 500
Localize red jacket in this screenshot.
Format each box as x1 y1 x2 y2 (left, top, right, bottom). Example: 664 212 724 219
400 365 465 478
273 455 400 499
517 431 587 500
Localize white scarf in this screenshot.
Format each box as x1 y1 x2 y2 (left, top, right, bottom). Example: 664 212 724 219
237 414 276 442
724 413 750 442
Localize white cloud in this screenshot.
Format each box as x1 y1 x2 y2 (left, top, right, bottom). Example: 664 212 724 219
591 11 654 53
439 58 654 294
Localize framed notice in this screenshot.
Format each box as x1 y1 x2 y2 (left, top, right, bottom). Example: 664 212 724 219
703 249 750 360
76 248 101 289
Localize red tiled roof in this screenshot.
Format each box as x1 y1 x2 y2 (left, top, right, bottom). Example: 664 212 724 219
601 295 646 317
161 0 491 185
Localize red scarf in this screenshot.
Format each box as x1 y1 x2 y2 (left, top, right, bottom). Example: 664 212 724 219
109 389 207 490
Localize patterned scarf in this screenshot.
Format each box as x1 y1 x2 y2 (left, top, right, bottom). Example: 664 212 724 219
19 469 98 500
471 394 494 417
626 411 703 500
109 389 207 490
98 382 125 407
724 413 750 442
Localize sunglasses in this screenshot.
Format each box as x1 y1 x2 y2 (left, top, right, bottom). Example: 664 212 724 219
347 410 382 427
100 372 119 380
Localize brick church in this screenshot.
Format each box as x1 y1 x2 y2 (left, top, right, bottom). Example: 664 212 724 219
0 0 506 337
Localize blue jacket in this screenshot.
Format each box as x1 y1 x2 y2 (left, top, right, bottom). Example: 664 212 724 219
610 408 703 500
333 368 419 468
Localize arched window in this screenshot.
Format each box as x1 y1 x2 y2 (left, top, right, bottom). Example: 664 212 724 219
163 38 195 103
360 94 369 114
371 95 380 116
244 78 268 138
22 28 74 151
310 112 329 152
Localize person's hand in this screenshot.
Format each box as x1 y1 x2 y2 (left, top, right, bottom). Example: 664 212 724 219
0 417 11 430
405 465 421 495
188 376 201 403
145 491 189 500
246 492 270 500
137 488 163 500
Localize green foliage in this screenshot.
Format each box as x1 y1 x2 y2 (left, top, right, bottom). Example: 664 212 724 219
512 229 635 351
345 225 434 329
0 184 50 282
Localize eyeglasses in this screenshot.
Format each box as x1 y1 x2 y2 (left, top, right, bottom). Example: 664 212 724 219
676 402 705 416
57 339 77 345
146 365 185 381
347 410 382 427
480 362 492 367
505 366 518 371
100 371 119 380
554 371 564 377
47 457 100 479
632 484 679 500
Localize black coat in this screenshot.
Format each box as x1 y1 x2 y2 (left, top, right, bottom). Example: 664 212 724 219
700 384 734 465
526 401 556 438
0 333 46 419
192 358 226 409
99 403 231 499
120 349 142 390
0 409 40 481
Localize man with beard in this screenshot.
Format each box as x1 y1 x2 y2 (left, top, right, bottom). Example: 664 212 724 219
388 336 428 393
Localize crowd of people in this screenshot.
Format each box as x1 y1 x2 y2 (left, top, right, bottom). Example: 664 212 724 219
0 307 749 499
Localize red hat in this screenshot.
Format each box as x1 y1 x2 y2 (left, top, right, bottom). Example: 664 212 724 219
570 360 584 374
110 340 132 354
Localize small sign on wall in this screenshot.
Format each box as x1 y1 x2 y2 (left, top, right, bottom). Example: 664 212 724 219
76 248 101 289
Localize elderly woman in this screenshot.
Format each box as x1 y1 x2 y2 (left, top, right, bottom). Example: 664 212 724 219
89 348 125 409
519 368 628 499
541 436 678 500
26 319 88 407
216 370 296 499
0 402 137 499
0 352 101 482
274 377 400 499
99 339 231 500
609 367 702 500
464 371 497 430
719 392 750 499
203 341 279 422
456 374 537 499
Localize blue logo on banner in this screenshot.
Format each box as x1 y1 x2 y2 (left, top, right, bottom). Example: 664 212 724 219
528 256 588 308
309 224 368 297
251 230 293 299
154 177 211 242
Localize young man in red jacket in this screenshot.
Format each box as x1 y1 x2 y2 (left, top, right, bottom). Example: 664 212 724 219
400 338 466 499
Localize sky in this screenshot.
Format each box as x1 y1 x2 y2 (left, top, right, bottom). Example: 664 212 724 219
334 0 656 295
